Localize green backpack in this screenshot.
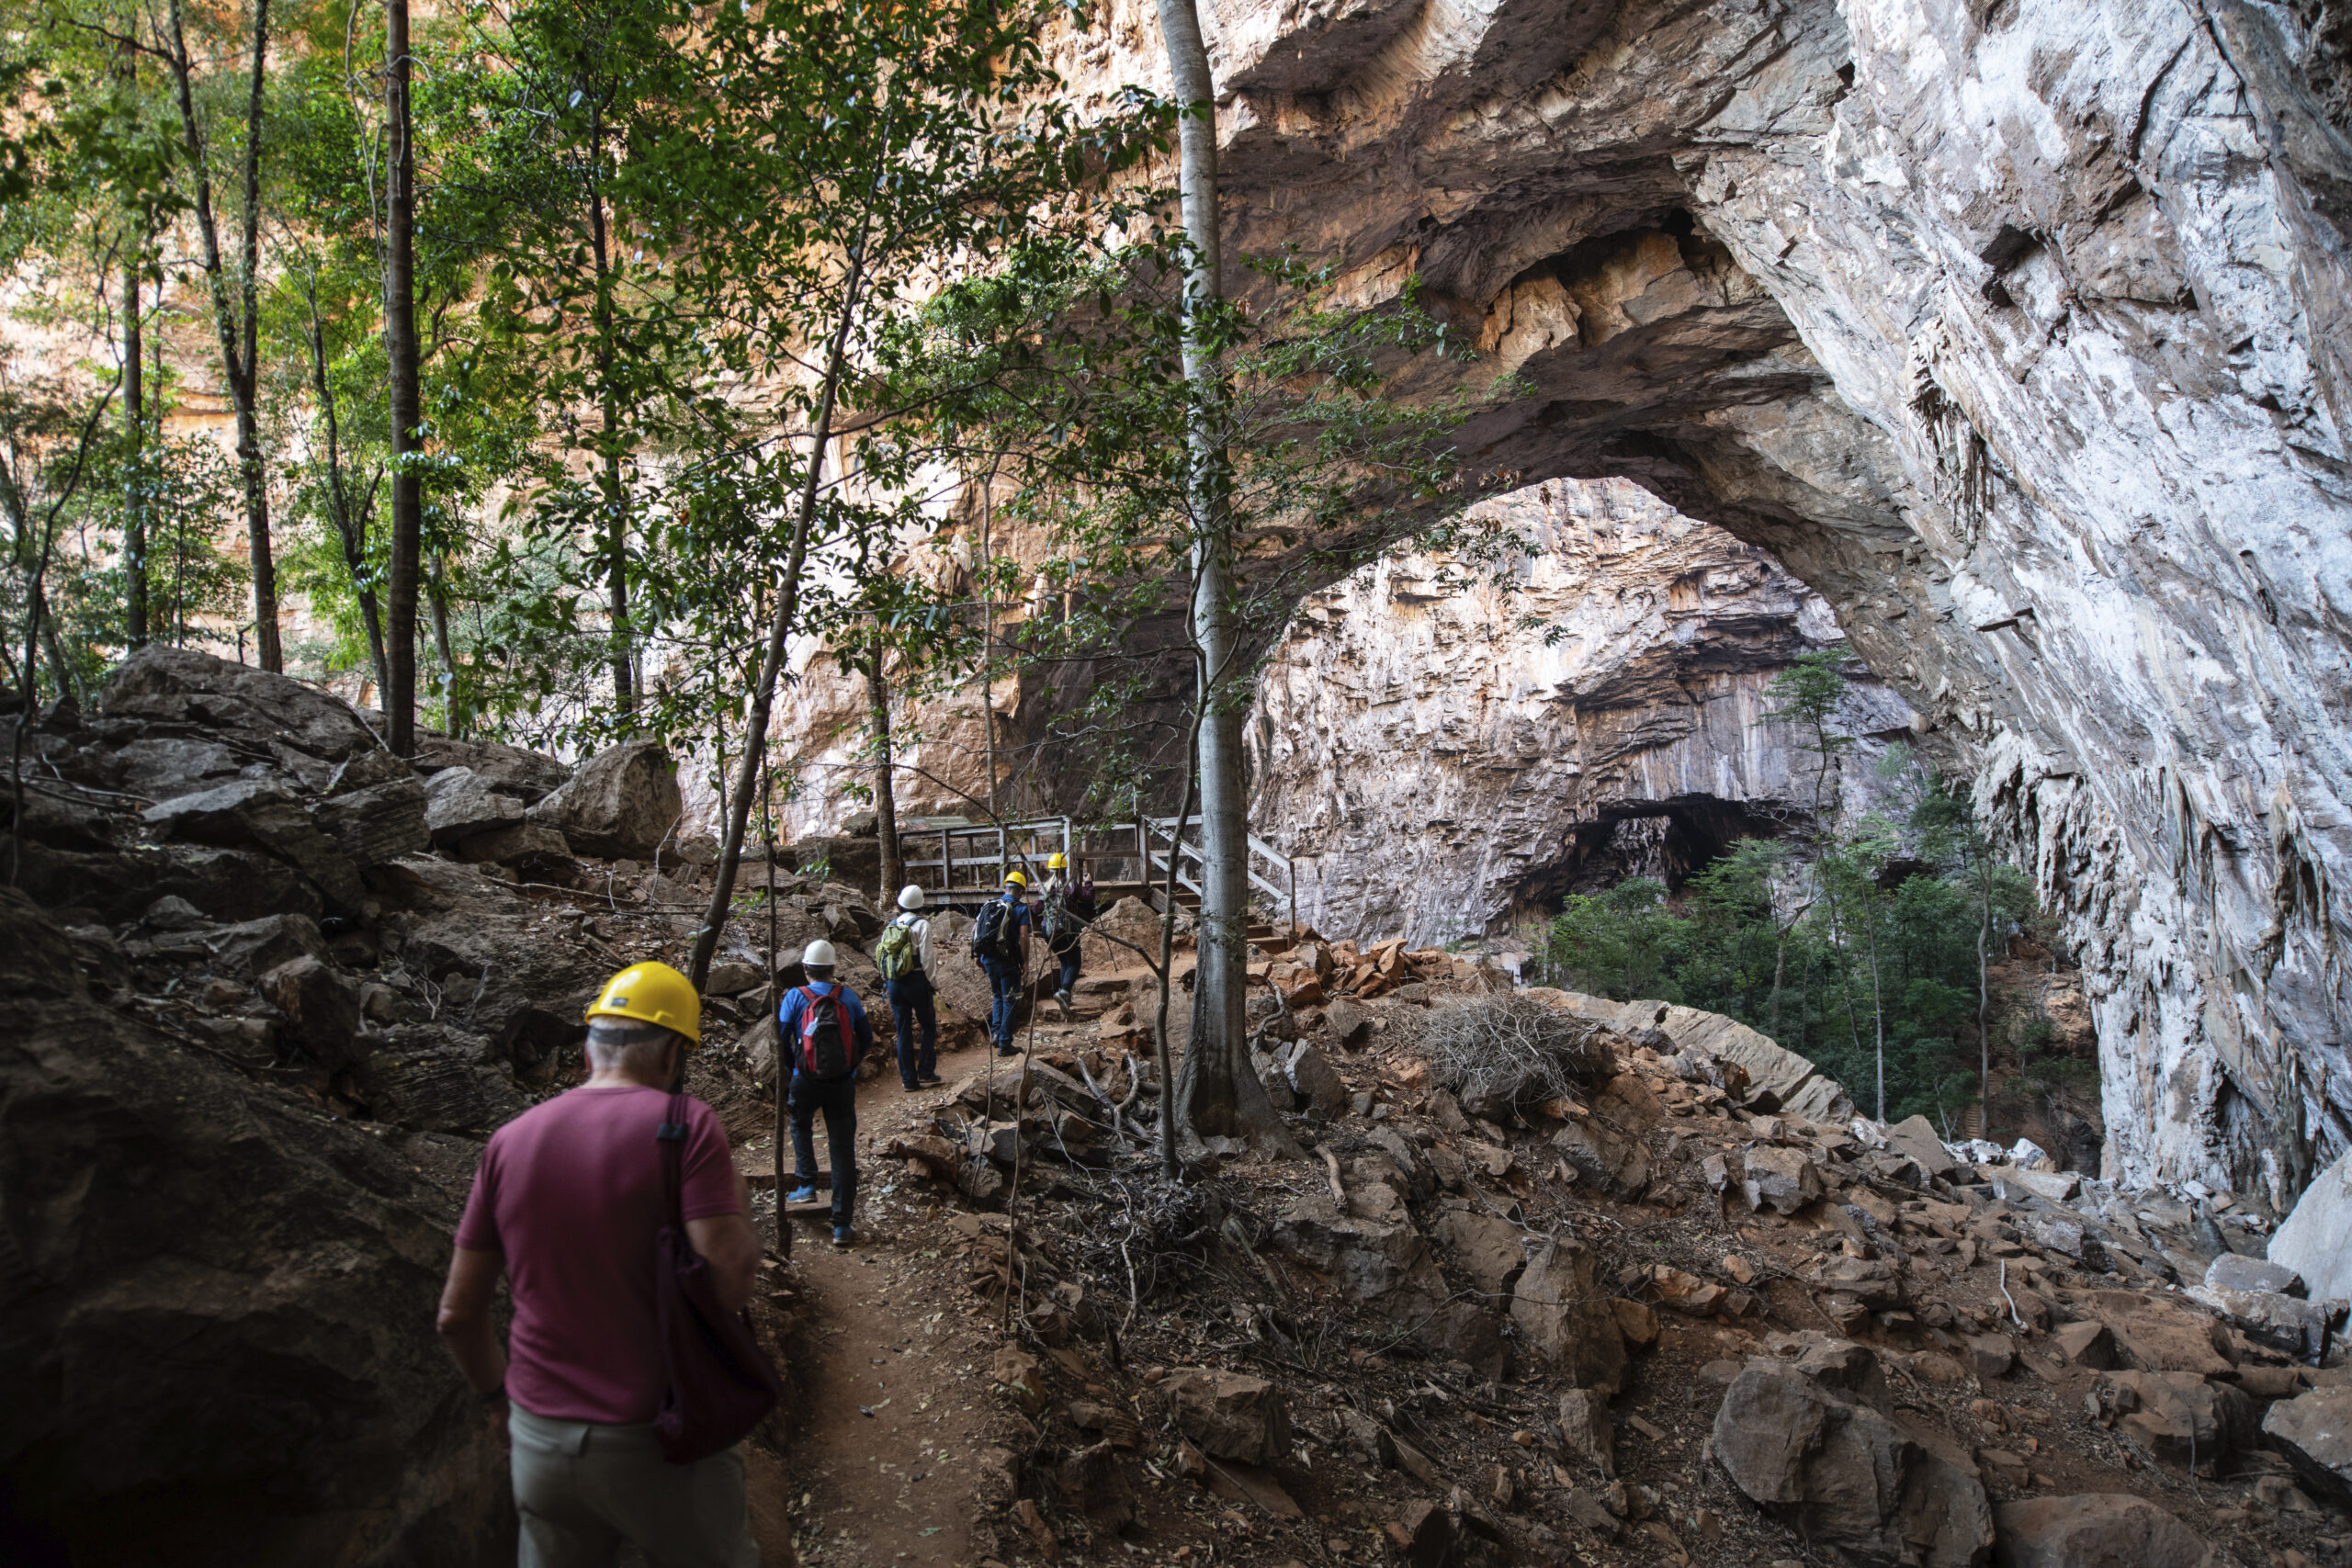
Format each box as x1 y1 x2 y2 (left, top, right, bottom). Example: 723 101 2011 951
875 918 920 981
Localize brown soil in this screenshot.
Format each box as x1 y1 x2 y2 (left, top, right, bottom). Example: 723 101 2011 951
730 1043 1017 1568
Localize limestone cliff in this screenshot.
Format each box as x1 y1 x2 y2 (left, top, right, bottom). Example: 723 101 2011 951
1245 479 1910 943
1043 0 2352 1197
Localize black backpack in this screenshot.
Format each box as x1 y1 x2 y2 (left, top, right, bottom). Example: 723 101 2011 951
970 898 1016 964
794 987 856 1080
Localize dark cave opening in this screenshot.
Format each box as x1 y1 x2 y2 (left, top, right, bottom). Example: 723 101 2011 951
1505 793 1804 922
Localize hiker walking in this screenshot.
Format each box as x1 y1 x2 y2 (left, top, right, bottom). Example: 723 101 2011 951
1038 852 1097 1013
780 939 875 1248
436 961 764 1568
971 870 1032 1057
876 885 941 1091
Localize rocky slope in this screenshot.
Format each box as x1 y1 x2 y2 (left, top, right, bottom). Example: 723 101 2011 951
871 931 2352 1568
1034 0 2352 1198
0 648 928 1563
1245 478 1911 945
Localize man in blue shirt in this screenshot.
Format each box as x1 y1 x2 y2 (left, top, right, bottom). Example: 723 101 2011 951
977 872 1033 1057
779 938 875 1247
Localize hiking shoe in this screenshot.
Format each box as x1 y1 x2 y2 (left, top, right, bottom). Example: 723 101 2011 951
996 1045 1020 1057
831 1226 854 1249
918 1072 944 1086
902 1081 922 1093
1057 988 1073 1008
786 1186 819 1205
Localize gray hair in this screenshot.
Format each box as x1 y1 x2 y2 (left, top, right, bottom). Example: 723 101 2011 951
585 1017 685 1073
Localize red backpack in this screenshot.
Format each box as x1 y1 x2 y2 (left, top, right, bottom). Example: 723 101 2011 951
795 986 856 1080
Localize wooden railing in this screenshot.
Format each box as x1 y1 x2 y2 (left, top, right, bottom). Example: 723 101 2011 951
1141 814 1296 930
898 810 1298 928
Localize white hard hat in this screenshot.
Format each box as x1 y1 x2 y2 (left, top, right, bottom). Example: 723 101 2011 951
801 939 837 968
897 885 925 910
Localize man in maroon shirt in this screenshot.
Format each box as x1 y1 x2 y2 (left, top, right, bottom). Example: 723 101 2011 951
436 962 763 1566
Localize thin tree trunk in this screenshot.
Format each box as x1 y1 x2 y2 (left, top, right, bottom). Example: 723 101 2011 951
304 292 390 699
1152 705 1204 1180
687 242 871 989
1977 850 1993 1122
978 468 996 815
383 0 423 753
1155 0 1288 1152
122 254 147 649
866 637 901 903
165 0 277 671
588 96 633 720
429 560 460 735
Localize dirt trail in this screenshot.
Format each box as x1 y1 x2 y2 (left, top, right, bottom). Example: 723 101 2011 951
740 1040 1028 1568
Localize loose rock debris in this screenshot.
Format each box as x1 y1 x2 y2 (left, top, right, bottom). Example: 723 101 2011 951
3 645 2349 1568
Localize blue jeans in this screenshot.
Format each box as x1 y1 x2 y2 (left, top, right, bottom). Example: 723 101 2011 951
1052 942 1081 996
980 955 1022 1049
886 973 936 1086
786 1071 857 1226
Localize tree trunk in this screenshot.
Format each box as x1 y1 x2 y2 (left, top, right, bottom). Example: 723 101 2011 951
588 98 633 721
1155 0 1290 1155
164 0 277 671
233 0 277 671
429 560 460 736
687 243 871 989
383 0 423 755
305 296 390 701
866 640 902 903
1977 858 1992 1119
122 255 147 649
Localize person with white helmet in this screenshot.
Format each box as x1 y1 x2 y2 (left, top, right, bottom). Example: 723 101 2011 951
875 885 941 1091
436 961 765 1567
778 938 875 1247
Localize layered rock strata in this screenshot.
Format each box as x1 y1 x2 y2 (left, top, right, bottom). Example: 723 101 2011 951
1247 479 1908 944
1045 0 2352 1195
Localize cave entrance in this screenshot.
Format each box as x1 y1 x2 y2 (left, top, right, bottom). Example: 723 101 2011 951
1505 794 1802 922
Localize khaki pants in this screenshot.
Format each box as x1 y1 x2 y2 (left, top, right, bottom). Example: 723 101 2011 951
509 1404 761 1568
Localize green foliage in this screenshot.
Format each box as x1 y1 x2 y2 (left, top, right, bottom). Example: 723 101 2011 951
1543 659 2052 1131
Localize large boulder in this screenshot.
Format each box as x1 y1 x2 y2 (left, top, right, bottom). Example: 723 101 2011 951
100 645 380 782
423 767 526 846
2184 1281 2335 1359
1991 1495 2213 1568
1713 1338 1992 1568
1508 1237 1626 1394
141 780 366 911
1160 1369 1291 1465
0 891 509 1564
259 956 367 1072
2086 1371 2259 1475
2261 1386 2352 1506
413 735 570 804
528 741 682 860
2271 1148 2352 1306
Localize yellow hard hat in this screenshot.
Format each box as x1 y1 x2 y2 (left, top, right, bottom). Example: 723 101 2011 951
1047 852 1068 870
586 961 702 1044
1004 870 1029 888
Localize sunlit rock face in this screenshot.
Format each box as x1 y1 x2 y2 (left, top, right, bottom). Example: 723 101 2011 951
1246 479 1908 944
1046 0 2352 1194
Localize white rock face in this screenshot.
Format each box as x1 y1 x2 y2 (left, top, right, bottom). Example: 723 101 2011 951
1048 0 2352 1192
1246 479 1907 943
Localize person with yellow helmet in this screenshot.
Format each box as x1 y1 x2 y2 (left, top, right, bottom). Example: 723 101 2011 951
1037 851 1098 1014
968 869 1033 1056
436 960 764 1567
